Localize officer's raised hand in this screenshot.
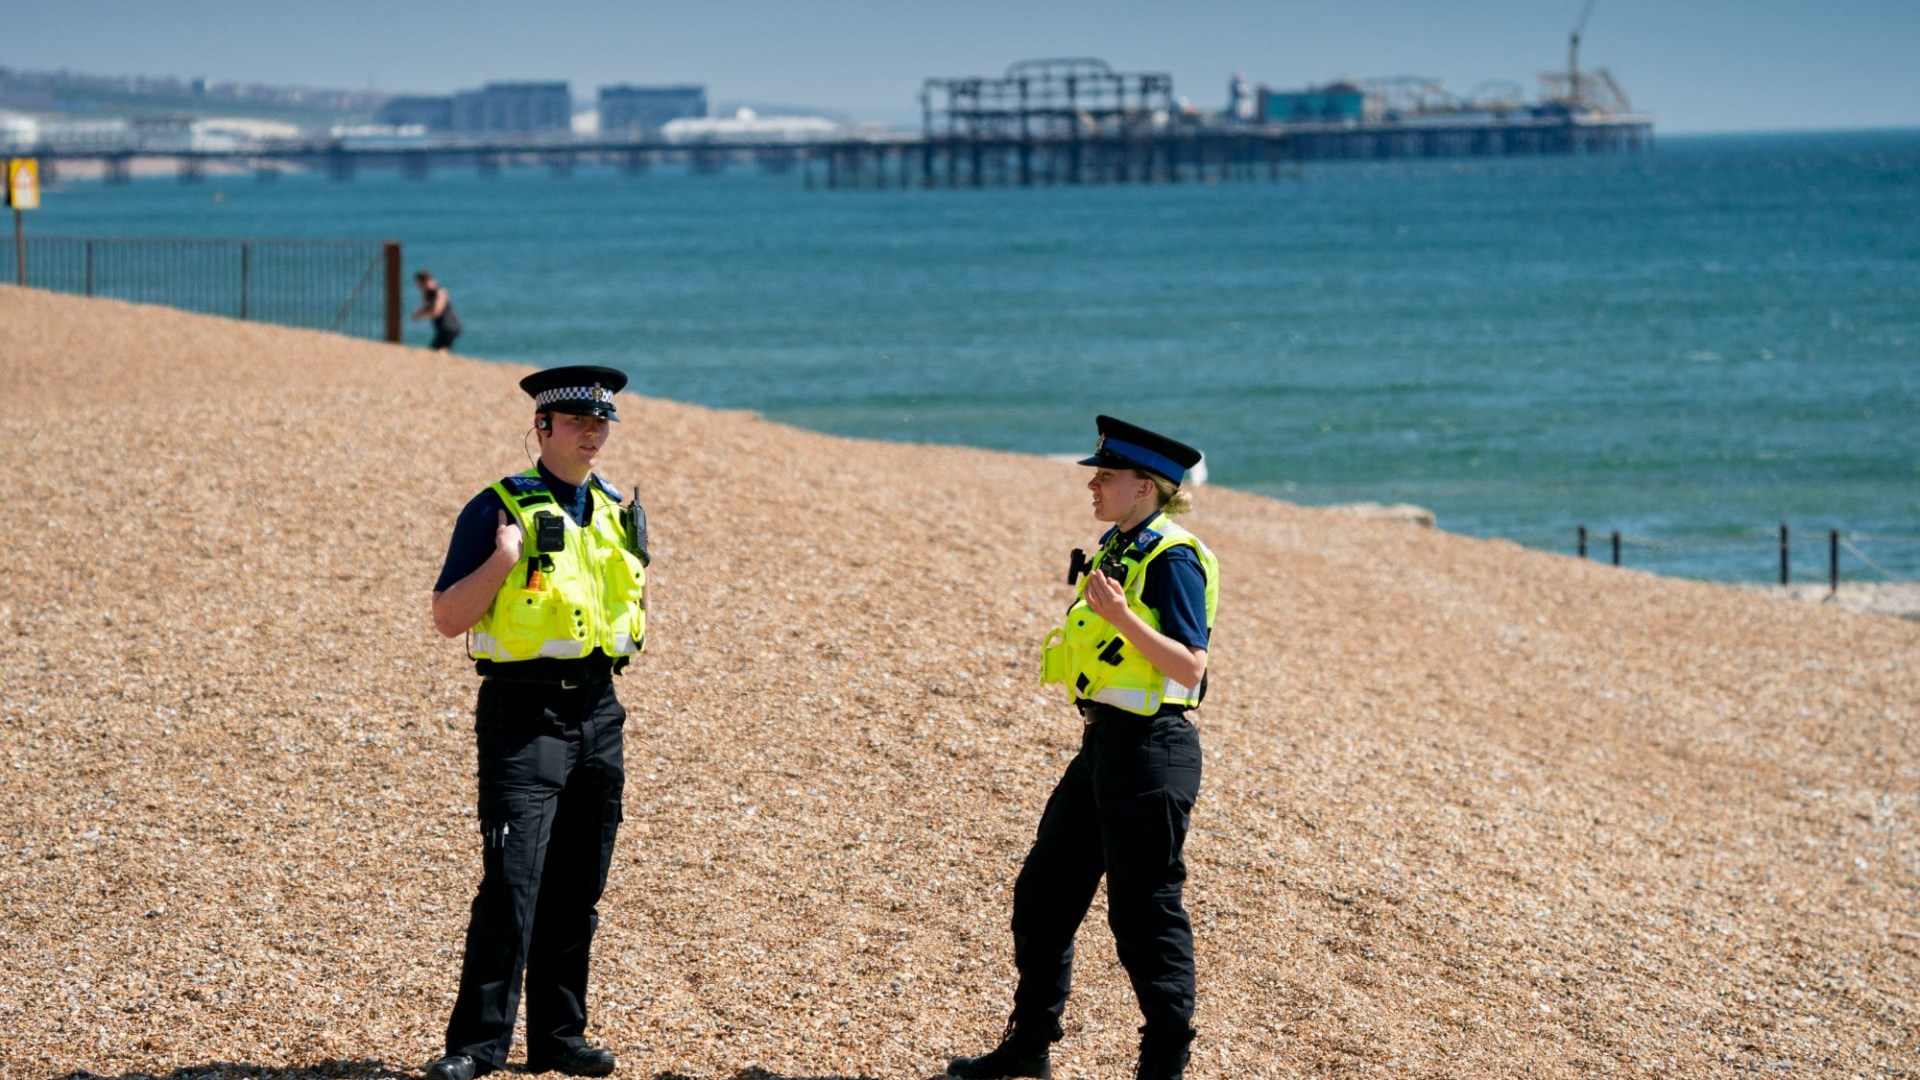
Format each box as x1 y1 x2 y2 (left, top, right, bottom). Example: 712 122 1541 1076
430 510 526 639
494 509 523 563
1083 565 1129 621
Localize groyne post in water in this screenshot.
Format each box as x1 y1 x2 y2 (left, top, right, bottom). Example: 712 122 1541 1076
383 241 403 344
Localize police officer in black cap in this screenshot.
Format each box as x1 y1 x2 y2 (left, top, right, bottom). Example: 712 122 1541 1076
425 365 649 1080
948 416 1218 1080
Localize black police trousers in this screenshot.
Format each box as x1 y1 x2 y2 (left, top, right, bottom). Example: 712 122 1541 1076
445 677 626 1069
1009 708 1203 1044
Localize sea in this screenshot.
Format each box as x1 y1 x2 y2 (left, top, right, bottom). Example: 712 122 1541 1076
28 129 1920 582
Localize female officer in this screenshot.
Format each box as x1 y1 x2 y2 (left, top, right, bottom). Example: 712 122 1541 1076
949 416 1217 1080
425 365 644 1080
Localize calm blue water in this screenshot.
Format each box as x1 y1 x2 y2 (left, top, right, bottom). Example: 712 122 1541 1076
32 130 1920 581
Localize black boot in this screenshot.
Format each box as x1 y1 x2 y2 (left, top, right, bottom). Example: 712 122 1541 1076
1136 1025 1195 1080
947 1016 1059 1079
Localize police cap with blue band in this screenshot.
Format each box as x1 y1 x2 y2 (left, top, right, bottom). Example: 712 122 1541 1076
1078 415 1203 485
519 364 628 421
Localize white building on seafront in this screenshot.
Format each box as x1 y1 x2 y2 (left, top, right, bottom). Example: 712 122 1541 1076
0 113 306 157
0 109 37 151
660 107 841 144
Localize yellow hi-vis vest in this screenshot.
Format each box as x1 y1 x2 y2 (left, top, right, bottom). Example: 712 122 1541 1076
469 469 647 663
1039 512 1219 715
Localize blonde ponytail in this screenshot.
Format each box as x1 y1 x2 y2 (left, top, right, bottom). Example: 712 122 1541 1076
1150 474 1194 516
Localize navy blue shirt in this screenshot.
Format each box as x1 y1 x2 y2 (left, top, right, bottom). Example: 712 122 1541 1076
433 462 597 594
1105 521 1211 651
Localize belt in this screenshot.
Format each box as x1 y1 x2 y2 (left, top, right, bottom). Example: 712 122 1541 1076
482 671 610 689
1076 701 1188 726
474 656 623 687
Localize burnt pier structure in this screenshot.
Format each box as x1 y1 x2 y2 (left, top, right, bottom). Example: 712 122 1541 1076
807 57 1650 190
25 59 1652 191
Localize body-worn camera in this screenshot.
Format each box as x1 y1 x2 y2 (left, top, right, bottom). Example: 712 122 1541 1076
1067 547 1093 585
1068 546 1132 587
533 511 567 554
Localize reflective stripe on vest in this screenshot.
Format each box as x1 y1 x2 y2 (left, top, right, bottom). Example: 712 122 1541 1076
1038 512 1219 716
468 469 647 664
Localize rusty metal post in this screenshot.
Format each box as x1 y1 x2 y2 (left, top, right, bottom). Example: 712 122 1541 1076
1577 525 1588 558
1779 522 1790 585
1611 530 1621 567
382 241 402 344
1829 530 1840 595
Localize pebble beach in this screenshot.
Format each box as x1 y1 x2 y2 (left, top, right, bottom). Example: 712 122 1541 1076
1 286 1915 1079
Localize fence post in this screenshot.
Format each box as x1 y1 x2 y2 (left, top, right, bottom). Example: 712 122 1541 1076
1577 525 1588 558
239 242 251 321
383 241 402 344
1779 522 1790 585
84 239 94 296
1610 530 1621 567
1829 530 1839 596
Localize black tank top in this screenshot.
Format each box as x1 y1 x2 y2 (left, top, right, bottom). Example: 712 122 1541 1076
433 289 462 334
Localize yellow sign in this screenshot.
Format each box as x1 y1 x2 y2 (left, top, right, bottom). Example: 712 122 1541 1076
6 159 40 210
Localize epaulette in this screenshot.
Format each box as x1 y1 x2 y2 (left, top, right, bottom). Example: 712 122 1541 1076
497 473 556 509
590 475 624 502
1130 527 1163 552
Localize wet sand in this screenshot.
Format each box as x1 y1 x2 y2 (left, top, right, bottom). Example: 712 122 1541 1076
1 286 1915 1079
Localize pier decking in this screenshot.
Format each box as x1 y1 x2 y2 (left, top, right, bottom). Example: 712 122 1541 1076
810 115 1652 189
24 113 1654 189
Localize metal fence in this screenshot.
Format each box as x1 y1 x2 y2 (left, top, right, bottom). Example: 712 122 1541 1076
1577 524 1920 590
16 237 402 342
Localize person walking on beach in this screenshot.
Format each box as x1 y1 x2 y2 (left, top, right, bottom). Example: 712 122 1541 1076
947 416 1217 1080
412 270 463 353
425 365 649 1080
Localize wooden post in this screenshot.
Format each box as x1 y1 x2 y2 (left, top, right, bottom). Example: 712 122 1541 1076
1829 530 1840 596
382 241 403 344
239 242 251 321
12 209 22 286
1779 523 1790 585
1577 525 1588 559
1611 530 1621 567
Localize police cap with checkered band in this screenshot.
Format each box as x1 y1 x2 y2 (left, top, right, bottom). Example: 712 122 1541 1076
519 365 628 421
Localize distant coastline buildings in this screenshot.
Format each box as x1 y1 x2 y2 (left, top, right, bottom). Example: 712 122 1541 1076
378 82 573 134
0 112 301 154
377 95 454 132
598 85 707 136
0 66 383 118
371 81 709 137
0 50 1647 178
453 82 572 134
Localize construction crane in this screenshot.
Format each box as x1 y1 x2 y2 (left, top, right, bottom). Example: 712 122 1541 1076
1567 0 1597 108
1539 0 1633 115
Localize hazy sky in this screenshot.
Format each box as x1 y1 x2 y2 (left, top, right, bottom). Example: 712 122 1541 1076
8 0 1918 133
